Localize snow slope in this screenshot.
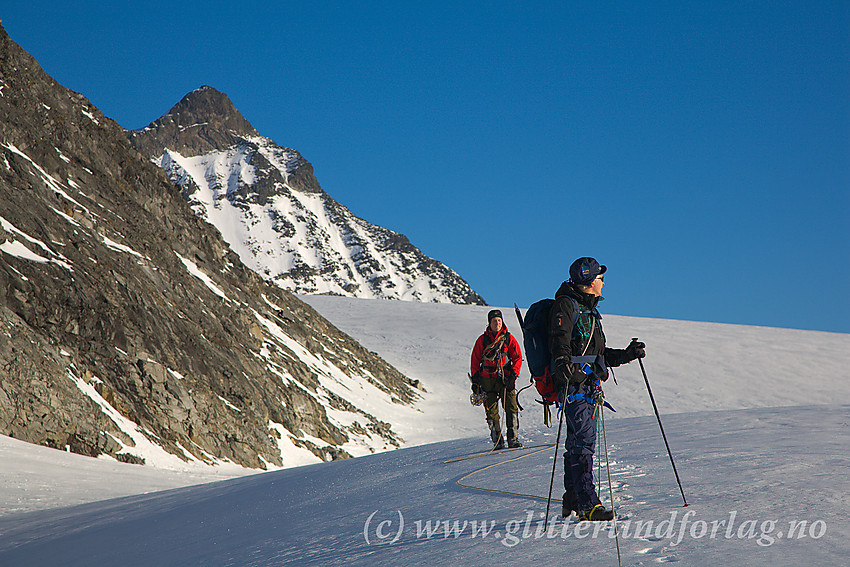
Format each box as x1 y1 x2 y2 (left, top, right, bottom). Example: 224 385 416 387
0 297 848 566
0 406 847 566
299 295 850 445
154 134 484 305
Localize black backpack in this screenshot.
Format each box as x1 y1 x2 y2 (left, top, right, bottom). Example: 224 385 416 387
515 297 580 404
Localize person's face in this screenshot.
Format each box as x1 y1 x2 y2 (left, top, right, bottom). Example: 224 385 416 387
489 317 503 333
588 274 605 297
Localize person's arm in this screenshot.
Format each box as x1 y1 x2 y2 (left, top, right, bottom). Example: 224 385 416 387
604 339 646 367
547 297 574 361
504 333 523 389
470 335 484 382
548 298 585 387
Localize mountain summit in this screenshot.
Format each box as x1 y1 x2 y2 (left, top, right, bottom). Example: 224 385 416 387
0 25 418 469
129 86 260 157
129 87 486 304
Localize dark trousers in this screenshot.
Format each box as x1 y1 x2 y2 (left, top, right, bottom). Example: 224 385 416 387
562 383 602 510
480 374 518 422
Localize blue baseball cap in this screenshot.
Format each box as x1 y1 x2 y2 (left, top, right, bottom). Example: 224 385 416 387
569 257 607 286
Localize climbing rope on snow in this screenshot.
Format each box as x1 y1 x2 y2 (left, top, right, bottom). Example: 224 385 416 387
452 445 554 501
442 443 553 464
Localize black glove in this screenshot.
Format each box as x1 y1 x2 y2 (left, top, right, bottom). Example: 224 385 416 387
554 357 591 388
503 370 517 391
552 358 570 390
471 382 483 395
471 372 482 385
625 339 646 361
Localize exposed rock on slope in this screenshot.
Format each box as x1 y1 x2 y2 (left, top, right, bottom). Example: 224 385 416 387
0 23 418 469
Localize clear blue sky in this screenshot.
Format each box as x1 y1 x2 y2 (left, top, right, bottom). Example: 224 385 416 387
5 2 848 333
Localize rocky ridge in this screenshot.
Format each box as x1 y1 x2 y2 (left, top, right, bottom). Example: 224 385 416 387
0 24 420 469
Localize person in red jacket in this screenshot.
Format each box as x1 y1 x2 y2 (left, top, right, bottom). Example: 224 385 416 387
470 309 523 449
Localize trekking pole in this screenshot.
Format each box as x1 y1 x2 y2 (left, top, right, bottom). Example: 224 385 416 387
596 415 602 501
543 395 566 530
634 340 688 507
600 403 622 567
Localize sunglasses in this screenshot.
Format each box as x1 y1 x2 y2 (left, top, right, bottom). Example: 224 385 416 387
595 275 604 282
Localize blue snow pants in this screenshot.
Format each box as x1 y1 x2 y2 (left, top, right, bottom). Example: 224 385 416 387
561 382 602 511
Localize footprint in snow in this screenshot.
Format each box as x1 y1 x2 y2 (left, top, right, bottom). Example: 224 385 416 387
637 545 666 555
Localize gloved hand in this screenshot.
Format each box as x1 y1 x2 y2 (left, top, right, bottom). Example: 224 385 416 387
470 372 482 385
554 358 598 388
503 369 517 391
471 382 482 395
625 339 646 361
552 358 570 390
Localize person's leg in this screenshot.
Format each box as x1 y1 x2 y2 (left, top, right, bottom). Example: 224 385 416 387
504 389 521 448
484 388 503 447
563 384 599 512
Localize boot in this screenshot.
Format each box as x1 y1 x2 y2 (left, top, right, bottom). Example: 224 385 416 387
506 412 522 448
487 418 504 449
562 490 578 518
577 504 615 522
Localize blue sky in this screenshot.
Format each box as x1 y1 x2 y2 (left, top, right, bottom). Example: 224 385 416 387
4 2 848 333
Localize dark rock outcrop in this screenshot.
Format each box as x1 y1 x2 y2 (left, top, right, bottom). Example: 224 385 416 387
0 23 417 469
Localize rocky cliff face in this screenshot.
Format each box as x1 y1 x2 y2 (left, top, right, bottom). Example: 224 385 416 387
129 86 486 305
0 24 420 469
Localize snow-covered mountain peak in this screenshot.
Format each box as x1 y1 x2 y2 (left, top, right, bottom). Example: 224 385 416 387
130 88 485 304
